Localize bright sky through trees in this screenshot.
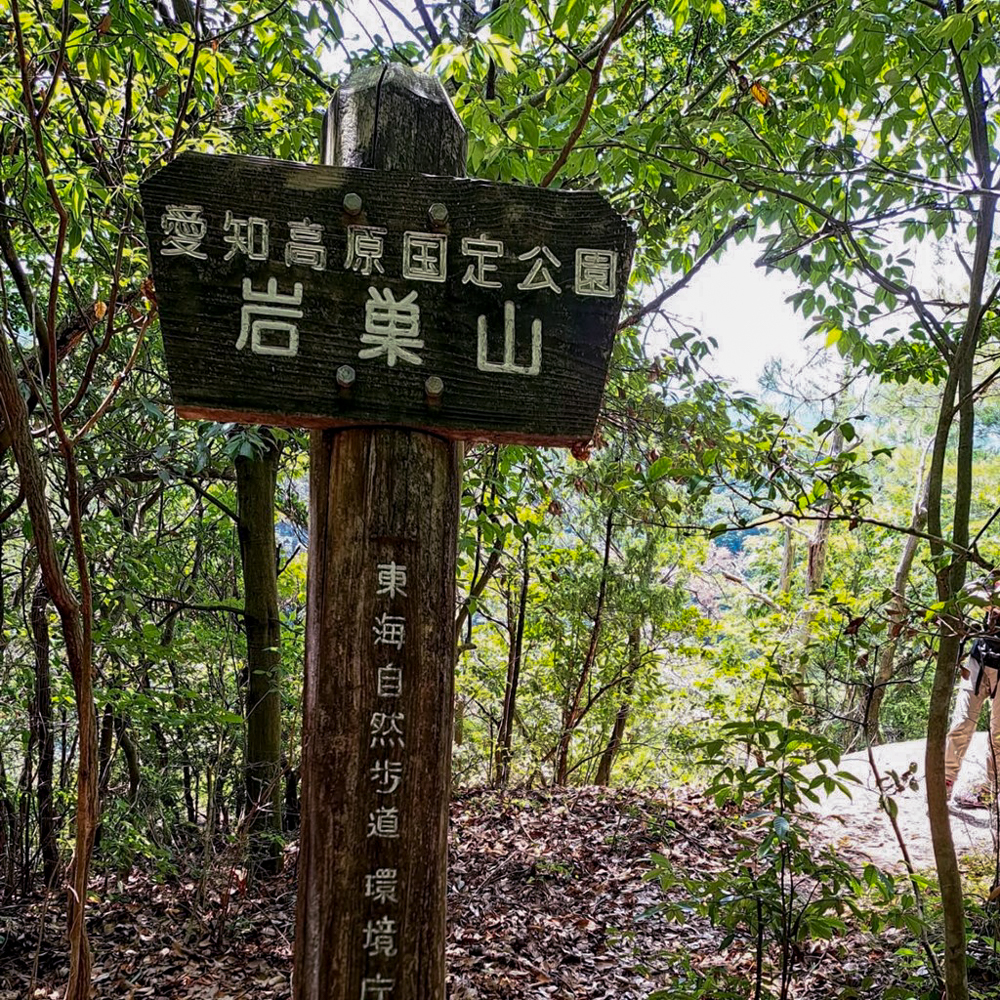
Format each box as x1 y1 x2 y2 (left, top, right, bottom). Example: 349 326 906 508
322 0 970 396
323 2 842 393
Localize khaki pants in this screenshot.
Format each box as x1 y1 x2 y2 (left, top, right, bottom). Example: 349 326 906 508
945 658 1000 789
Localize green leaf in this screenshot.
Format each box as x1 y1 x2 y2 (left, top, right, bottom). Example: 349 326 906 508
648 456 672 481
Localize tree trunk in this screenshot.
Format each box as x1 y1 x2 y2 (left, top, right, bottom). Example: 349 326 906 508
924 55 996 1000
779 521 795 595
137 654 170 770
115 718 141 806
214 769 229 835
18 725 31 894
165 548 203 830
596 625 641 786
182 764 197 826
555 511 614 785
495 535 530 788
0 757 15 902
790 425 843 703
30 585 58 886
98 702 115 797
864 445 930 742
0 287 98 1000
236 431 284 875
283 762 299 832
167 659 198 826
926 332 979 1000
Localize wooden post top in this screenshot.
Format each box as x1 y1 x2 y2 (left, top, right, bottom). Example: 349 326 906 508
324 64 467 175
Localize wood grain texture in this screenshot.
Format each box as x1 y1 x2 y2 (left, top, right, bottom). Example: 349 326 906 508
295 65 464 1000
141 84 633 445
296 428 459 1000
325 63 466 175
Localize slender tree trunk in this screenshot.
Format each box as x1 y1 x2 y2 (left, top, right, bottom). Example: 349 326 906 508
455 446 503 645
596 626 641 786
18 728 32 894
0 299 98 1000
215 770 229 835
168 658 198 826
137 655 170 771
30 585 57 886
864 445 931 742
924 54 996 1000
805 525 831 604
790 425 843 703
164 534 203 829
283 762 299 832
183 764 197 826
92 700 114 852
98 702 115 797
779 521 795 595
0 757 15 903
236 432 283 875
495 535 530 788
926 428 969 1000
456 541 504 646
555 512 614 785
115 719 141 805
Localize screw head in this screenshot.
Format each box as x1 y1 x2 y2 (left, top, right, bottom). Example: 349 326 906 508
428 202 448 225
425 375 444 398
336 364 356 388
343 192 363 216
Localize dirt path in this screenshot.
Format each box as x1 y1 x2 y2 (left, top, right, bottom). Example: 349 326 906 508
814 733 997 871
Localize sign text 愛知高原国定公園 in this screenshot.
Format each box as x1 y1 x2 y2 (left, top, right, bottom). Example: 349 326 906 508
141 152 634 446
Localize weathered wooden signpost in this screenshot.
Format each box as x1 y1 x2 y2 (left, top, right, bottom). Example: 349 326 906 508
142 64 632 1000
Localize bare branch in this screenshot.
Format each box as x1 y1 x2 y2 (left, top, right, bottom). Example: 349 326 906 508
413 0 441 47
540 0 635 187
720 570 781 611
500 2 649 126
151 597 246 627
375 0 430 53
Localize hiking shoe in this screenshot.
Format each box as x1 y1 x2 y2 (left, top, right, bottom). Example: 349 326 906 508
954 789 994 810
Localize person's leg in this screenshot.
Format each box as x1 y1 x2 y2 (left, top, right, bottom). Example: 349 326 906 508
987 668 1000 792
945 667 987 793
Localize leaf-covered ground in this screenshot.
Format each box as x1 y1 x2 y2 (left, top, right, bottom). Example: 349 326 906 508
0 786 951 999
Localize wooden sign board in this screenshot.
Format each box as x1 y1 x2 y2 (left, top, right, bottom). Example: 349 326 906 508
141 152 634 445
